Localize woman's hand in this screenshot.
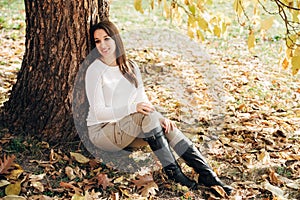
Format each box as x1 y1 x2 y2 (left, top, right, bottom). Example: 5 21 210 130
159 118 177 134
136 102 155 115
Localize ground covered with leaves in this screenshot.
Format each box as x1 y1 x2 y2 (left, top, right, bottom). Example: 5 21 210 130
1 0 300 199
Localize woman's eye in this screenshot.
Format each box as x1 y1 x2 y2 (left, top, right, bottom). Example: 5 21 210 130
95 40 100 44
104 37 110 41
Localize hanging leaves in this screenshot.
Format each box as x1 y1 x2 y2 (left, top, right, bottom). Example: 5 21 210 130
134 0 144 14
247 30 255 52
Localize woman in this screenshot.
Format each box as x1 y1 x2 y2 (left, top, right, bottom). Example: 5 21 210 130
85 21 233 195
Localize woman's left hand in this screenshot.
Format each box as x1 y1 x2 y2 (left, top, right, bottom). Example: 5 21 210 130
159 118 177 134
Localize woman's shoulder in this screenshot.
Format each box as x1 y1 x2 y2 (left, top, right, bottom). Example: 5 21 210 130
87 59 106 72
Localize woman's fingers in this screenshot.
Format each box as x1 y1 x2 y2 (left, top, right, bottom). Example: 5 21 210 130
136 102 155 115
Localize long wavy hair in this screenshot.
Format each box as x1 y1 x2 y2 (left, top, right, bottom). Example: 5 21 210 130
90 21 138 88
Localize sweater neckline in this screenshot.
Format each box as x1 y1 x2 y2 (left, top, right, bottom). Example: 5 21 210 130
97 59 119 70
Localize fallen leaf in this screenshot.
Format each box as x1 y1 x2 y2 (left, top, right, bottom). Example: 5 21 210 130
71 194 85 200
65 166 76 180
132 174 158 197
70 152 90 164
269 169 283 186
31 181 44 192
140 181 158 197
2 195 26 200
29 173 46 182
0 179 10 187
0 154 16 174
263 180 285 198
5 168 23 180
27 195 52 200
5 181 21 196
211 185 227 198
95 173 114 189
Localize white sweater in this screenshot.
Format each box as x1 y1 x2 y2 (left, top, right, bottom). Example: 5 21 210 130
85 59 150 126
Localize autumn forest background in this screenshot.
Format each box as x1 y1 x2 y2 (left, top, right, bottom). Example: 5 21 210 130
0 0 300 199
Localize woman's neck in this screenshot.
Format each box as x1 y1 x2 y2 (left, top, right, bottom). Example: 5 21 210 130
100 56 117 67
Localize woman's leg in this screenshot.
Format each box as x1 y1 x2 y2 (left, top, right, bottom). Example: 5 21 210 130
88 113 145 152
141 112 197 188
165 128 233 195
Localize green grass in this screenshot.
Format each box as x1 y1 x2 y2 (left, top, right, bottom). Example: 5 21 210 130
0 0 25 30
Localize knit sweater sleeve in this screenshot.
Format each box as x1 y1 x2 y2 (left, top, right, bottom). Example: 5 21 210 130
85 62 136 124
133 62 151 104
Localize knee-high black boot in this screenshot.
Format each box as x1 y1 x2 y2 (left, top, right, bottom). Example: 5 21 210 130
144 127 197 189
173 139 233 195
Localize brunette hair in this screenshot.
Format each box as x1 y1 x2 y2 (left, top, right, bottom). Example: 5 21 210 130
90 21 138 88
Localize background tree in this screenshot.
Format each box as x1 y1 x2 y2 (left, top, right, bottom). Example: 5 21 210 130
0 0 110 142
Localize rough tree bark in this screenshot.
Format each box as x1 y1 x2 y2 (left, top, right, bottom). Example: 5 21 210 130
0 0 110 143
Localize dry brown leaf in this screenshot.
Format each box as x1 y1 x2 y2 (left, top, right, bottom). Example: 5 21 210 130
3 195 26 200
263 180 286 198
140 181 158 197
269 169 284 186
31 181 44 192
132 174 158 197
70 152 90 164
28 195 53 200
29 173 46 182
0 179 10 187
211 185 227 198
0 154 16 175
132 174 154 189
95 173 114 189
65 166 76 180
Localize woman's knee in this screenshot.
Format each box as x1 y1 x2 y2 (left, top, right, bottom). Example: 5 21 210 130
141 111 162 133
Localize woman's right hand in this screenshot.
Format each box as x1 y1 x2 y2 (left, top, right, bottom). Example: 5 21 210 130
136 102 155 115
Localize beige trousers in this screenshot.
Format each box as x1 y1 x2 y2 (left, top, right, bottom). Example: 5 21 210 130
88 112 191 152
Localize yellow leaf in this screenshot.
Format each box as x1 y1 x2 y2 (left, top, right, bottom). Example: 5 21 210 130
70 152 90 164
291 56 300 75
150 0 154 9
233 0 243 17
5 169 23 180
5 181 21 196
292 10 299 23
294 47 300 56
248 30 255 51
287 34 297 48
197 16 209 31
261 16 275 31
213 25 221 37
286 47 293 59
222 21 228 34
196 29 205 41
188 4 196 15
71 194 85 200
187 27 194 38
163 0 170 18
134 0 144 14
282 57 289 70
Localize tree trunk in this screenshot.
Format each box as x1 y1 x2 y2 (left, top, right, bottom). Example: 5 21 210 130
1 0 110 143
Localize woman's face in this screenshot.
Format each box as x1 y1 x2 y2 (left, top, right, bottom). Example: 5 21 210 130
94 29 116 60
